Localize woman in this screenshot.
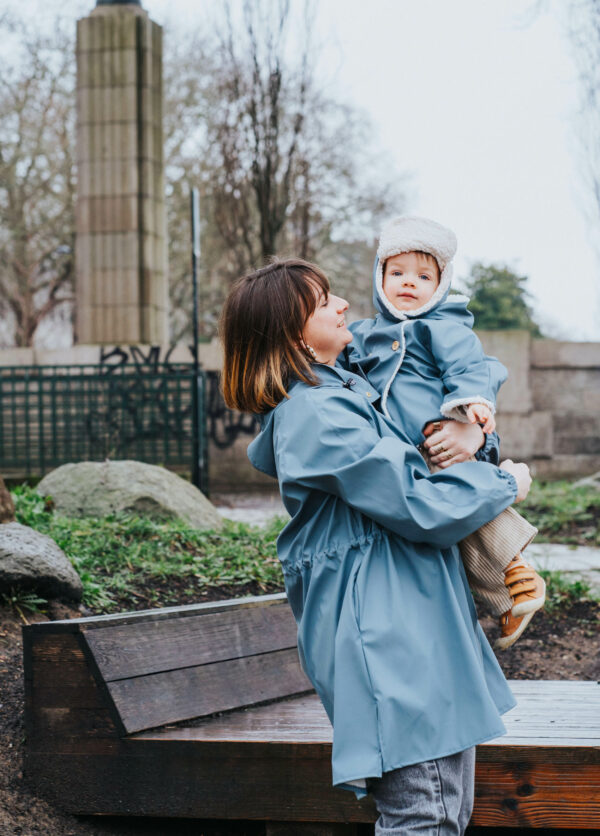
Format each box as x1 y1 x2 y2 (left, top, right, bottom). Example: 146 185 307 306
220 258 531 835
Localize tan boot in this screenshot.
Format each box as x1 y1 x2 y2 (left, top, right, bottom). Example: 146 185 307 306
495 608 536 650
504 554 546 617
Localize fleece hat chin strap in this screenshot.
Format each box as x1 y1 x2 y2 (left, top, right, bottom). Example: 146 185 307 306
376 215 458 320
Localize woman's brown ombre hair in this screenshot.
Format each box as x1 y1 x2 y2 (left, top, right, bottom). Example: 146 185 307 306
220 258 330 413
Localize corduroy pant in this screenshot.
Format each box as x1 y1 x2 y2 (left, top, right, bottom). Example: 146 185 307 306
420 448 538 615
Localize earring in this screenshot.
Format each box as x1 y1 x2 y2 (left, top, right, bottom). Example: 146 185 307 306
305 344 317 360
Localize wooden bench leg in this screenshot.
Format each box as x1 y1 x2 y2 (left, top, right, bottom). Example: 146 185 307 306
266 824 359 836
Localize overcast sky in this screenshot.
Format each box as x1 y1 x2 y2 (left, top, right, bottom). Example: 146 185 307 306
8 0 600 340
142 0 600 340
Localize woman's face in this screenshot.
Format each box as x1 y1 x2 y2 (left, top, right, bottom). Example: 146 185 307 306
302 283 352 365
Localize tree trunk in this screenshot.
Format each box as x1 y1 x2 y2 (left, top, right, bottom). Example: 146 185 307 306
0 476 15 523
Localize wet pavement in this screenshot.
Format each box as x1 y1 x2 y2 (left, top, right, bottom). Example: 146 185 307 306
213 491 287 526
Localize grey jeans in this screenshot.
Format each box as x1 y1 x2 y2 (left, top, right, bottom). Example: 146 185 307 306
368 747 476 835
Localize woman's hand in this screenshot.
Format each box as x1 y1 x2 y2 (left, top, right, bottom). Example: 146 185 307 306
499 459 532 502
422 419 484 468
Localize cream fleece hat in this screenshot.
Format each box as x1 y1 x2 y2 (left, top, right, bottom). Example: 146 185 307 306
376 215 458 319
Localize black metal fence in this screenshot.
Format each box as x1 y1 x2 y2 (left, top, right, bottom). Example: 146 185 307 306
0 363 208 492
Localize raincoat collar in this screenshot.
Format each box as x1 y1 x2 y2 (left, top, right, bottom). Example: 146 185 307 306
248 364 381 478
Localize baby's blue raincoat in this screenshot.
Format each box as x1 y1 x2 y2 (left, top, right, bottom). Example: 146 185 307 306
345 258 508 446
248 364 517 792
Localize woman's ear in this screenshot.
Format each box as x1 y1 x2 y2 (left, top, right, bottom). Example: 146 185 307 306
298 339 317 360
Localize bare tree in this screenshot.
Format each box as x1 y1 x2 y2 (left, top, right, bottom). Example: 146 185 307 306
1 4 405 347
566 0 600 223
163 0 405 340
0 18 75 347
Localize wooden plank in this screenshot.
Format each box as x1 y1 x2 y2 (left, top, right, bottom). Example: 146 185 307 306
24 592 288 635
136 684 600 758
107 648 313 733
136 694 330 742
29 634 107 710
472 761 600 827
24 743 600 826
28 631 88 664
25 631 121 742
82 602 297 681
25 748 376 821
27 707 119 745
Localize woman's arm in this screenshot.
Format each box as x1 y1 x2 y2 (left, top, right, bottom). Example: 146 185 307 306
276 389 520 549
422 420 500 467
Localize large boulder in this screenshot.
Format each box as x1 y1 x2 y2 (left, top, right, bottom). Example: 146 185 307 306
0 522 83 601
37 460 223 530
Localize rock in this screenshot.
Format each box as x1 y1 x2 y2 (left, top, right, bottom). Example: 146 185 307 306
573 471 600 490
37 460 223 530
0 523 83 601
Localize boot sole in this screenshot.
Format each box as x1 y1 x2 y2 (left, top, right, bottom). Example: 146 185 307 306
512 578 546 617
495 609 536 651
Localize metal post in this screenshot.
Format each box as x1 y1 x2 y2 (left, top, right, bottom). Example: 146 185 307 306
190 188 207 494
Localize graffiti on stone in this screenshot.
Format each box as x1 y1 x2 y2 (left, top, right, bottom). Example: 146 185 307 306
98 344 192 373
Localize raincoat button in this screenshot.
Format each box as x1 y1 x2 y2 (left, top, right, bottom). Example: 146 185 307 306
392 340 400 351
366 391 372 397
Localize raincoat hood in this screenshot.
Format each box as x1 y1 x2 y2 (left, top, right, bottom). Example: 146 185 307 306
248 410 278 478
374 215 459 321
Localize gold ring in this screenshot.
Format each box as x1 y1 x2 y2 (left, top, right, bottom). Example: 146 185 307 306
445 451 453 461
437 445 446 454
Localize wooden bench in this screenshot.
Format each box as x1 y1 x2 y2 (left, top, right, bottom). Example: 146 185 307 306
23 593 600 831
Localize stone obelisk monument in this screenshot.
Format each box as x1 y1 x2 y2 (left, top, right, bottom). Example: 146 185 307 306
75 0 168 345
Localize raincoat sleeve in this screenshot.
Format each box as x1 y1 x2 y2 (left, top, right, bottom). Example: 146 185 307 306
426 320 508 422
475 430 501 464
276 389 517 549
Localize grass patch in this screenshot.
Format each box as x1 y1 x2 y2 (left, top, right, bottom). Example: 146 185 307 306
12 486 286 614
538 569 594 615
9 480 599 616
519 480 600 545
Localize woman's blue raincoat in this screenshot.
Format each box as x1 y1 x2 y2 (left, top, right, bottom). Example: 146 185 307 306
247 364 517 793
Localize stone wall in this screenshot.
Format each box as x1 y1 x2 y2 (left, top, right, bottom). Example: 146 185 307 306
479 332 600 478
0 334 598 486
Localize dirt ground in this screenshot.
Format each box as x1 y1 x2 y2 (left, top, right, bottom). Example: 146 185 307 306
1 596 598 836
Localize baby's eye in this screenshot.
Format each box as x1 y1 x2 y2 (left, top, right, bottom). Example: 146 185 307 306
419 274 432 281
392 270 402 277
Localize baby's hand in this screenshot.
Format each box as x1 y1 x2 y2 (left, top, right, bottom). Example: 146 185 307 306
466 403 495 434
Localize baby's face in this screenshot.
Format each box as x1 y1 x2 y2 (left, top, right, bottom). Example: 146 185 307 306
382 251 440 311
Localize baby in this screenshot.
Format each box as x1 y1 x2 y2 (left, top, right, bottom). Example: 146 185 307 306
346 215 545 648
